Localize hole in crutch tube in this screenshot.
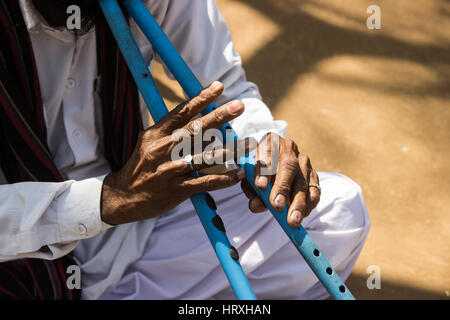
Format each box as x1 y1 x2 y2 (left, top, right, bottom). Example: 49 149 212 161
230 246 239 261
313 249 320 257
142 72 149 78
212 215 226 233
339 285 346 293
326 267 333 275
204 192 217 210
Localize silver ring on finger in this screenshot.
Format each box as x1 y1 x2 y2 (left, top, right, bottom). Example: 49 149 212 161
308 183 321 195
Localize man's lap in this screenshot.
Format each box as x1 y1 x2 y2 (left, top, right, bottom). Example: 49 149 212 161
98 171 370 299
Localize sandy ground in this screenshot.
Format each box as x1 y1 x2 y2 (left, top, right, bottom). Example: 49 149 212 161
152 0 450 299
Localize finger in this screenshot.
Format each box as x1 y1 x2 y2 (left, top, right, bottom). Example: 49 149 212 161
149 118 254 164
269 140 300 211
241 179 267 213
169 137 257 175
168 151 227 175
298 154 317 219
203 137 257 166
306 168 321 214
241 179 256 199
249 197 267 213
155 81 224 135
254 133 277 191
183 99 244 136
287 172 309 227
287 154 316 227
182 169 245 194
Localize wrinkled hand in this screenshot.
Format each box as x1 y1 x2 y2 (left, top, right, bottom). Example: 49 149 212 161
241 133 321 227
101 82 250 225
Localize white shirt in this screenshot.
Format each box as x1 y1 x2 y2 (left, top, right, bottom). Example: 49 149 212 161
0 0 286 297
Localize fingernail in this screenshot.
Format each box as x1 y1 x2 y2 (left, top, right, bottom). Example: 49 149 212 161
257 176 268 187
237 169 245 179
227 100 243 114
274 194 286 208
290 210 302 224
210 81 222 92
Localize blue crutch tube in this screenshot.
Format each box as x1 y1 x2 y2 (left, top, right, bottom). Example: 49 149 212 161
122 0 355 300
99 0 256 300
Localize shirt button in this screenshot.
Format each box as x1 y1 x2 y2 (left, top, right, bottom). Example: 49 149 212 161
72 129 82 140
78 224 87 235
66 78 76 89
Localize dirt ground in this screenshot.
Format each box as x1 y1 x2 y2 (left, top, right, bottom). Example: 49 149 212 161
153 0 450 299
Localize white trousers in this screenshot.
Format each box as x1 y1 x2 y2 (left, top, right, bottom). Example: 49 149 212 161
100 172 370 299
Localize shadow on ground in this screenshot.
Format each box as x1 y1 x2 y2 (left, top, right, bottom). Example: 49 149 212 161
346 274 448 299
236 0 450 110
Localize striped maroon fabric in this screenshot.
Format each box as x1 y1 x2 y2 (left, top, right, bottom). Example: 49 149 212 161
0 1 142 299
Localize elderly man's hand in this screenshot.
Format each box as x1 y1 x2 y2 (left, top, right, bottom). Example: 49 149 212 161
101 82 249 225
240 133 321 227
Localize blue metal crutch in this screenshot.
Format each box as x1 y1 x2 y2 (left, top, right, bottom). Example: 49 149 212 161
99 0 355 300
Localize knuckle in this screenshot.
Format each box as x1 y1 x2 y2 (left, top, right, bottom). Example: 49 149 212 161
284 138 295 149
171 159 187 172
209 177 221 189
213 109 224 123
176 102 190 119
201 176 215 190
142 143 157 162
281 155 299 171
276 184 291 195
298 154 310 166
197 89 211 104
185 123 195 135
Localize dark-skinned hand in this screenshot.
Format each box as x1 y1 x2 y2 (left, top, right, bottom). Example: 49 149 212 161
240 133 321 227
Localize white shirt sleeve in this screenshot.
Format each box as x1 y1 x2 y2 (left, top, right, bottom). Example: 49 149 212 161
0 175 111 262
152 0 287 142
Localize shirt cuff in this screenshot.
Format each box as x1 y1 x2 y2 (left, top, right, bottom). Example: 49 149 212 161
55 175 112 241
247 120 288 143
